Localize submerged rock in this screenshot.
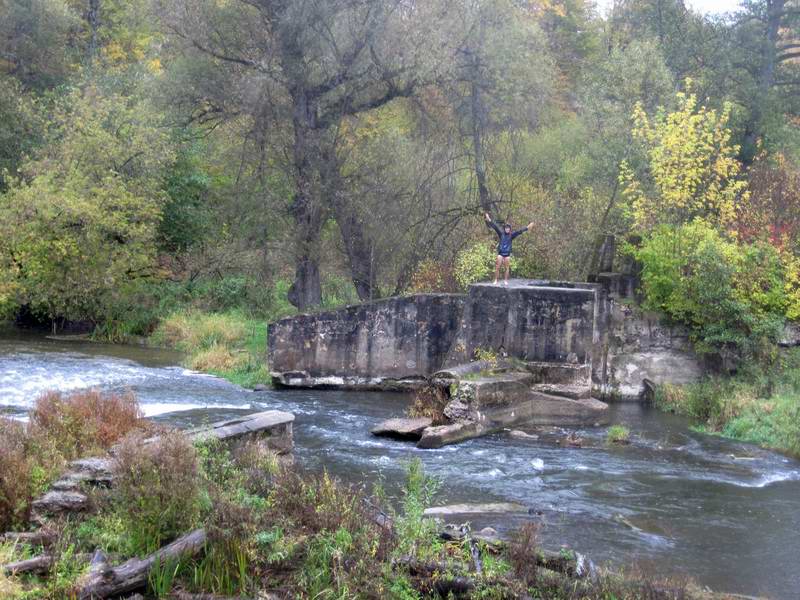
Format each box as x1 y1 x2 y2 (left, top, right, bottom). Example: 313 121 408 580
371 417 432 440
424 502 528 516
508 429 539 440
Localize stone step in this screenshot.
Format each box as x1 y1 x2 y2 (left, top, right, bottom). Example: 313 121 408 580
530 382 591 400
524 361 591 385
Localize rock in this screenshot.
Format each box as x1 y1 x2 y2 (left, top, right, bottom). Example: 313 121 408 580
252 383 270 392
371 417 432 440
560 432 583 447
779 322 800 347
440 523 470 541
30 490 90 524
424 502 528 517
417 422 487 449
473 527 504 548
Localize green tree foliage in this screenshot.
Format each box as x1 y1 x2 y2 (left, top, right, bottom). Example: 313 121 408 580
636 221 788 360
0 86 172 323
0 74 43 191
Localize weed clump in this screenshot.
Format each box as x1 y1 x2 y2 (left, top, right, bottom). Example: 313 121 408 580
606 425 632 445
0 418 35 531
406 385 449 425
113 430 203 554
30 389 144 458
0 390 147 532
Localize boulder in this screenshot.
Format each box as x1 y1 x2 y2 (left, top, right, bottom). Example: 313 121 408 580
371 417 432 440
417 422 487 449
779 322 800 347
30 491 90 524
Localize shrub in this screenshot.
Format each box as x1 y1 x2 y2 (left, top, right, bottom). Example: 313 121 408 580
635 221 787 362
113 431 203 554
271 469 394 597
508 522 539 587
0 541 25 598
0 418 33 531
454 241 495 289
30 389 144 459
408 259 458 293
394 459 440 560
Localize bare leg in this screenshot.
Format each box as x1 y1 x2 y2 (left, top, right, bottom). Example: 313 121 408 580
494 255 501 285
503 256 511 284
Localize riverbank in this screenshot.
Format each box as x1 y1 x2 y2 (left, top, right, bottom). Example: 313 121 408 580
1 391 704 600
655 349 800 458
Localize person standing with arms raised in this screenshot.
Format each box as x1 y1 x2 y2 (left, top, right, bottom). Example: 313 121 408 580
484 213 533 285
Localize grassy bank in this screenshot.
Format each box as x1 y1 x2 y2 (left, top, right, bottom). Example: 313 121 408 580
149 309 276 388
1 391 707 599
655 349 800 458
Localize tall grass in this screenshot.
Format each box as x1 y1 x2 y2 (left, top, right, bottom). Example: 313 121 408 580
152 310 271 387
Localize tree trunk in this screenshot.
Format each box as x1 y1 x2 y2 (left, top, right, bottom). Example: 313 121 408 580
743 0 784 161
331 193 379 302
286 89 324 310
471 76 492 214
87 0 101 67
468 17 494 215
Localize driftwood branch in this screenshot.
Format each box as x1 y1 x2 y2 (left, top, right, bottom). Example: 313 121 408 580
78 529 207 599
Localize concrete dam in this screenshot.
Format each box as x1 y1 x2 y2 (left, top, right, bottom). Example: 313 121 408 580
268 279 704 447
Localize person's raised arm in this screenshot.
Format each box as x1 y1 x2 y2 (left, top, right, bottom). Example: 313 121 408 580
485 212 501 235
511 222 534 239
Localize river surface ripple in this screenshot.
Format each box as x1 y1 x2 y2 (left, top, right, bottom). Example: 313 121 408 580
1 331 799 599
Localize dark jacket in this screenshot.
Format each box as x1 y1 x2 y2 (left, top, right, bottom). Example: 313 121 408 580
487 219 528 256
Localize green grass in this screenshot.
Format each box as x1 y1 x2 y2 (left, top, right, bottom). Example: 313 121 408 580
656 349 800 457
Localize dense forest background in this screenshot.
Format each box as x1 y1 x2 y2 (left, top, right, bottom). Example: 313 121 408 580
0 0 799 363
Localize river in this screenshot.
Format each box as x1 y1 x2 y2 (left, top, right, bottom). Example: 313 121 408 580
1 330 799 599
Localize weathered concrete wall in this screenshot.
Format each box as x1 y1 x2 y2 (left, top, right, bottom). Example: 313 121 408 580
446 281 599 366
268 294 464 387
267 279 710 402
597 302 704 401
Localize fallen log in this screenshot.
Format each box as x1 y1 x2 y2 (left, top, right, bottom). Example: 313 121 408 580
2 554 55 576
78 529 207 599
0 530 55 548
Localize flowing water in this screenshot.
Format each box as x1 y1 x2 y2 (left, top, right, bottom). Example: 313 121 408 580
2 330 799 599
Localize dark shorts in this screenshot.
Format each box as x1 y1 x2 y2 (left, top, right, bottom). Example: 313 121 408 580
497 253 511 259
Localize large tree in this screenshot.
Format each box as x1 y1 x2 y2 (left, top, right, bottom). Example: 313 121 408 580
733 0 800 158
156 0 453 308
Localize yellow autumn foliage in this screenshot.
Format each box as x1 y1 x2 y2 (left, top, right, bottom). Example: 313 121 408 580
620 85 749 231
